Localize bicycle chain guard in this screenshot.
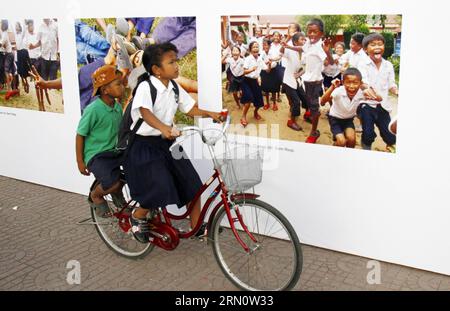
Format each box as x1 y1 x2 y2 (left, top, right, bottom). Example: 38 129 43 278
150 223 180 251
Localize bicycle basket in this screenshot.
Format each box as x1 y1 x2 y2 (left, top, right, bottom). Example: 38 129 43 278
216 145 263 193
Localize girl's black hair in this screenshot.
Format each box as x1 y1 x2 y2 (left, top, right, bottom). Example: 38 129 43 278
132 42 178 97
248 41 259 51
263 38 272 46
231 44 241 53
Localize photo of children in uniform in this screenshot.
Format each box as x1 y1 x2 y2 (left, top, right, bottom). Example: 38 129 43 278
76 17 198 113
75 17 224 241
221 15 401 153
0 18 63 113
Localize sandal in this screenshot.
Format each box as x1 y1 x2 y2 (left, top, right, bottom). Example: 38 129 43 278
254 112 262 121
272 104 278 111
88 199 111 218
305 130 320 144
263 104 270 110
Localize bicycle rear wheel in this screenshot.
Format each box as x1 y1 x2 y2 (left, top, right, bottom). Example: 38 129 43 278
90 181 154 259
210 198 302 291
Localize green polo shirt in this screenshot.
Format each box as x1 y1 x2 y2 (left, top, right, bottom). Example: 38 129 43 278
77 97 123 165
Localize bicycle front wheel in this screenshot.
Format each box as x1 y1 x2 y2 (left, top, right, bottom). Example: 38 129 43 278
90 181 154 259
210 198 302 291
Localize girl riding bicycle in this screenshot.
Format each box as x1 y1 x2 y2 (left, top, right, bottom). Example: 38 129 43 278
124 42 222 243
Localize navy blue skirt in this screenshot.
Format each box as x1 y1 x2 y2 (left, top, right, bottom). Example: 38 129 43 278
261 68 279 93
240 77 264 108
123 135 202 210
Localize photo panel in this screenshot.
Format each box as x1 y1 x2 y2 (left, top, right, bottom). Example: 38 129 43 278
75 17 197 121
0 18 64 113
221 15 401 153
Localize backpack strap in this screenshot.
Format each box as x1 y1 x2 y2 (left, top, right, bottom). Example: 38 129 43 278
170 79 179 104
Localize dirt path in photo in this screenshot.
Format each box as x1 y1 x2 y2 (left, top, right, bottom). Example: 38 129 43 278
0 80 64 114
222 82 398 152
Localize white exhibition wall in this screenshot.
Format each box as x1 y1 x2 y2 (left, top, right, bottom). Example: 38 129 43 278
0 0 449 276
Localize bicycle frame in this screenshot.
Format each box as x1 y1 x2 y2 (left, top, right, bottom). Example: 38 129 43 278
157 167 260 253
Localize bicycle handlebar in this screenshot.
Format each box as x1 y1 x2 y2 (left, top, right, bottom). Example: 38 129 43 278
169 114 231 152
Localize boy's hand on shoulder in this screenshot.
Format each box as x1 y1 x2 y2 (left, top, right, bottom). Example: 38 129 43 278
364 87 382 101
77 161 90 176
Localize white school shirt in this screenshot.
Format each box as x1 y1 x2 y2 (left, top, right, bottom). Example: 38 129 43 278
243 54 268 79
302 39 326 82
342 48 368 69
36 21 58 61
322 54 340 77
0 31 12 53
24 31 41 59
226 57 244 77
358 57 397 112
15 31 25 50
281 46 302 89
268 42 282 64
260 50 277 69
329 86 365 119
131 76 196 136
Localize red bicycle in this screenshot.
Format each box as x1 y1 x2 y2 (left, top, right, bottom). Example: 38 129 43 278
88 115 303 291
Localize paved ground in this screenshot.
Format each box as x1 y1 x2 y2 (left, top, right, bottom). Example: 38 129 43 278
0 175 449 291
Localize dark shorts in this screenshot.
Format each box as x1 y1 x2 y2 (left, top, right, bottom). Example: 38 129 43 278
16 49 31 77
240 77 264 108
283 83 307 118
261 68 279 93
304 80 323 116
0 53 5 84
357 103 396 146
4 53 15 74
123 135 203 210
30 58 42 75
40 58 59 81
328 115 355 139
87 150 123 190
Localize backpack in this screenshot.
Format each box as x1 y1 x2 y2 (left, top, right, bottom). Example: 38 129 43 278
116 78 179 156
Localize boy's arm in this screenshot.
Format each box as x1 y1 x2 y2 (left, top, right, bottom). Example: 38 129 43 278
75 134 89 176
243 66 257 75
388 64 398 95
322 38 334 66
139 107 178 140
221 54 228 64
320 79 340 106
